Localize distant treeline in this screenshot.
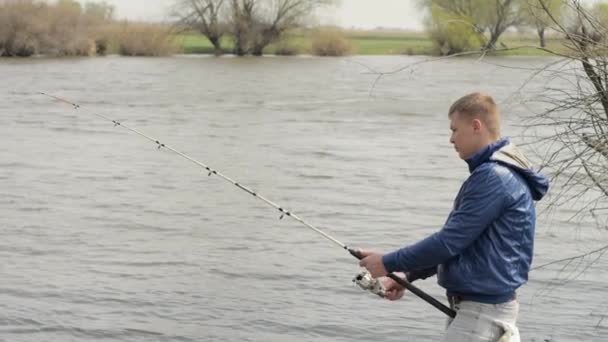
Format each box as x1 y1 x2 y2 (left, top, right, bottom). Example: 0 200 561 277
173 0 608 57
0 0 351 57
0 0 175 57
421 0 608 55
7 0 606 58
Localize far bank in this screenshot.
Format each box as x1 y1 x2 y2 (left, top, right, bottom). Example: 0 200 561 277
177 29 565 57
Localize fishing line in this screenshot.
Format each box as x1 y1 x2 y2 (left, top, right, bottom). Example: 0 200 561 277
39 91 456 318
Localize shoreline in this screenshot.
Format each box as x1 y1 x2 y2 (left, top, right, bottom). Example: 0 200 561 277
0 53 562 59
0 31 567 59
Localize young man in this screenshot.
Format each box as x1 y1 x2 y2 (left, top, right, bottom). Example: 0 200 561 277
358 93 549 342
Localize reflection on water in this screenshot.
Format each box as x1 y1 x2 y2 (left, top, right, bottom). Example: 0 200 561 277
1 55 607 341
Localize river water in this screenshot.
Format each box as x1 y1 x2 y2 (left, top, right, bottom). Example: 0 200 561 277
1 55 607 341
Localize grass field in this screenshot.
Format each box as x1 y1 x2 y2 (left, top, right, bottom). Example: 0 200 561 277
176 30 435 55
176 29 569 56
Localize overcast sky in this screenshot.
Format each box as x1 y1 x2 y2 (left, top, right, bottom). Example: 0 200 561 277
78 0 425 30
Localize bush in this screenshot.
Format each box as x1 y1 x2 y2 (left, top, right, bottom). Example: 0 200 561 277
40 0 97 56
273 39 301 56
0 0 46 57
425 5 482 56
115 22 176 56
311 29 352 56
0 0 109 57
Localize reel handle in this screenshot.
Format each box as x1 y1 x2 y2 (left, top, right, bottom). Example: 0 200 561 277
348 248 456 318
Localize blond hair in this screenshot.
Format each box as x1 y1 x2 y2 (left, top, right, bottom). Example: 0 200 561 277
449 92 501 138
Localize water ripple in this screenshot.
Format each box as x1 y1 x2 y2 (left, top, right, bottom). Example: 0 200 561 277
0 56 605 342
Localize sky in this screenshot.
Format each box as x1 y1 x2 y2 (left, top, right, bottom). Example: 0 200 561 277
77 0 425 30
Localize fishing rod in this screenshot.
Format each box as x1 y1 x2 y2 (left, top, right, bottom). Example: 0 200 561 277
39 92 456 319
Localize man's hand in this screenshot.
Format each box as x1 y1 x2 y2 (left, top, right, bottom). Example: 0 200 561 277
380 274 406 301
357 249 388 278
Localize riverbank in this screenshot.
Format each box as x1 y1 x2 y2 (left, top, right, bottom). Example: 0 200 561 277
177 29 565 56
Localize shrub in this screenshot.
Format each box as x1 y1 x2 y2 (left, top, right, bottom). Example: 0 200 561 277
273 39 301 56
311 29 352 56
40 0 96 56
115 22 177 56
0 0 46 57
0 0 109 57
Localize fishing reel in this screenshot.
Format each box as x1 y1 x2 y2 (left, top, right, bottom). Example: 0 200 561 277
353 270 386 298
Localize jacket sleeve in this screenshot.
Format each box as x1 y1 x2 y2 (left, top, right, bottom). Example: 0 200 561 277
382 167 507 274
407 267 438 282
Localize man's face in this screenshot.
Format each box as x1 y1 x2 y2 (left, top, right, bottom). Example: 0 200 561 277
449 112 480 160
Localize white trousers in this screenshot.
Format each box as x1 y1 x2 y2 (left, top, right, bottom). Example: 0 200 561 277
441 300 520 342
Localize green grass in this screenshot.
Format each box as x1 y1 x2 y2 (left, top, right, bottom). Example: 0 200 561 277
338 30 433 55
176 30 437 55
177 34 233 54
492 35 566 56
357 38 433 55
176 30 570 56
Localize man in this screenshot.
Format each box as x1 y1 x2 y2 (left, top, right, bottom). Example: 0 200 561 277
358 93 549 342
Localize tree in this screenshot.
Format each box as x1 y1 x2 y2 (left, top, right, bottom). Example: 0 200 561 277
230 0 255 55
229 0 334 56
481 0 526 49
522 0 563 47
420 0 525 51
510 4 608 313
523 0 608 234
174 0 227 55
173 0 332 56
424 3 483 55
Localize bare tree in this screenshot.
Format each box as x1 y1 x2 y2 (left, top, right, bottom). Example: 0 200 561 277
174 0 227 55
230 0 255 55
230 0 333 56
483 0 526 49
522 0 564 47
521 0 608 229
173 0 333 56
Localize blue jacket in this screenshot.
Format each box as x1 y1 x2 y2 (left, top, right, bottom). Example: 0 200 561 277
382 137 549 304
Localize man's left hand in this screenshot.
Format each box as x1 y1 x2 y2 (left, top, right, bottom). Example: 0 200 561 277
357 249 388 278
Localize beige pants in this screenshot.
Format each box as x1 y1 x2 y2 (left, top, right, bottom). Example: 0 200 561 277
441 300 520 342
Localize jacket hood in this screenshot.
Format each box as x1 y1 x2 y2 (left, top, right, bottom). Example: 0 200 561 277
466 137 549 201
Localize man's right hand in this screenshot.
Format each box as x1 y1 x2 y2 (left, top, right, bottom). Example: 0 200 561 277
379 273 407 301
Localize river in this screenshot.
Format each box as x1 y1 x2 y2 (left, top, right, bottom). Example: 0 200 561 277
1 55 607 341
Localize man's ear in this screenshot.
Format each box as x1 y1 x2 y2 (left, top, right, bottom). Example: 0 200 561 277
472 118 482 132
